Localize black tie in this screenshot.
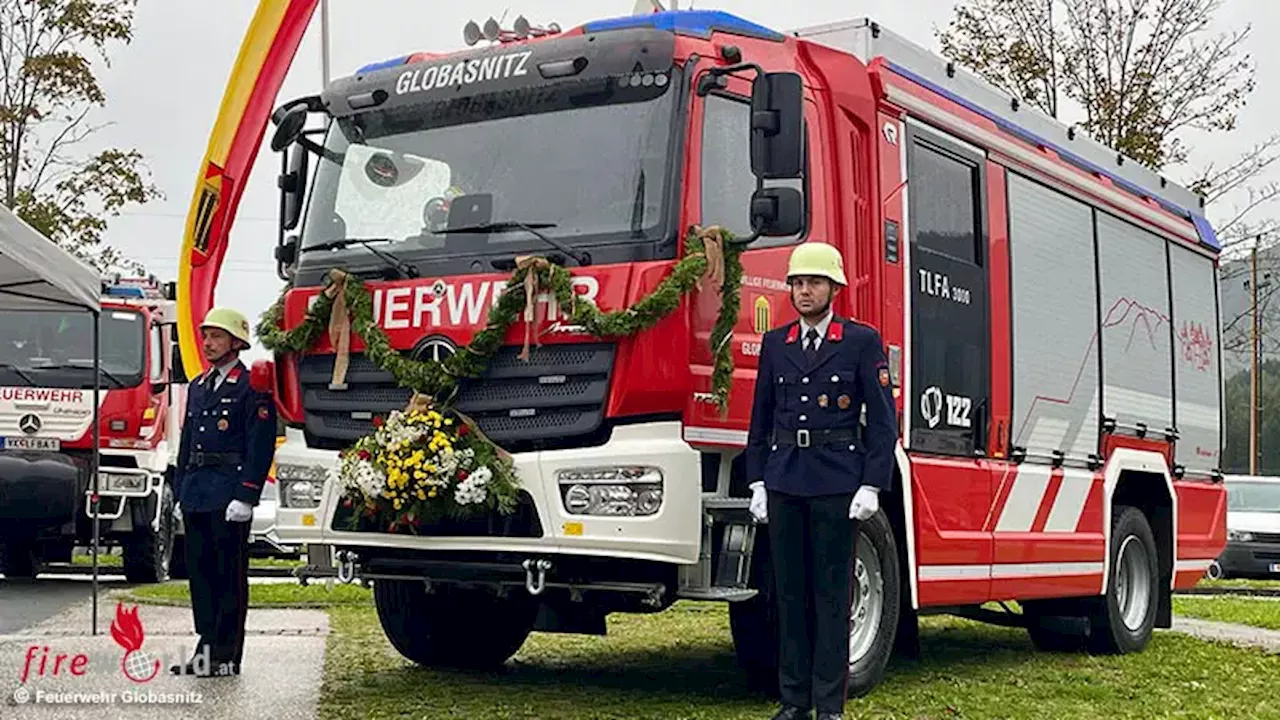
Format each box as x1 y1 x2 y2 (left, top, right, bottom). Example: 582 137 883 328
804 328 819 360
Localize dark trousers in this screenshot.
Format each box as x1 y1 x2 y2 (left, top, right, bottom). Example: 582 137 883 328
767 490 858 714
183 509 250 667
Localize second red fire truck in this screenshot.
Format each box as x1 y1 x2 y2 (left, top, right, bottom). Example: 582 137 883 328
259 8 1227 695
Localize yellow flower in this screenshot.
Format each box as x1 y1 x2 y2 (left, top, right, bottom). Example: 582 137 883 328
428 487 437 498
416 489 426 500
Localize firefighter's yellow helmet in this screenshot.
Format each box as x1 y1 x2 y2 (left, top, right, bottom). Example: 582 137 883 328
200 307 252 347
786 242 847 286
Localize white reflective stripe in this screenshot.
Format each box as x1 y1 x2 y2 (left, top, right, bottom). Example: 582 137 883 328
991 561 1103 578
683 427 748 446
918 565 990 581
1175 559 1214 572
995 464 1052 532
919 562 1105 581
1043 467 1093 533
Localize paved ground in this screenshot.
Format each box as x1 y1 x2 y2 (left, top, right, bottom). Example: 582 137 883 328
1166 616 1280 654
0 578 329 719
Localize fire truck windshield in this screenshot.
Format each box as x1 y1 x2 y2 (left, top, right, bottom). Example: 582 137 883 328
0 309 146 388
298 71 679 265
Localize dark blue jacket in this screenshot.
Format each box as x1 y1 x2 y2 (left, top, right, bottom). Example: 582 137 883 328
746 316 898 497
174 360 278 513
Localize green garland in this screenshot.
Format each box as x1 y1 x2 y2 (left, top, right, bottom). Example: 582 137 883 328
257 225 744 413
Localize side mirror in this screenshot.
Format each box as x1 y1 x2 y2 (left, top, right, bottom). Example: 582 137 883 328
750 72 804 180
270 105 308 152
750 187 804 237
280 143 309 231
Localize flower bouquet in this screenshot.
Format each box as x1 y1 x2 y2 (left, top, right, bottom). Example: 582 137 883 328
329 394 520 533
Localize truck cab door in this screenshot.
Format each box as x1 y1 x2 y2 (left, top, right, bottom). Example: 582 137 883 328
681 71 819 492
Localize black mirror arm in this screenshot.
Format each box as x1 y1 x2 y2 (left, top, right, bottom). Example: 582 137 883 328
696 62 766 96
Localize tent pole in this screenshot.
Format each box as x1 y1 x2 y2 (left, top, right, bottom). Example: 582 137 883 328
91 310 101 636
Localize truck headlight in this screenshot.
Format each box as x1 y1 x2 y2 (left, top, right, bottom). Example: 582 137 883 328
556 466 663 517
277 463 327 509
1228 529 1255 543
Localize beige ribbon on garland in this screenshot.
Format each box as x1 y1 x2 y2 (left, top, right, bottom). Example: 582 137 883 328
514 255 550 361
325 268 352 390
696 226 726 292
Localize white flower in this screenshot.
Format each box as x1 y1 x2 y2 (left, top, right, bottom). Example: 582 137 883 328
454 465 492 506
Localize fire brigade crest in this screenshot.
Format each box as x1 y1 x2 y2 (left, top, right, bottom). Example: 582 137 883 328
110 603 161 683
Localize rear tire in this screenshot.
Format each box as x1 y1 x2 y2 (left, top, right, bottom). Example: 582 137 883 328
1088 505 1159 654
373 579 537 670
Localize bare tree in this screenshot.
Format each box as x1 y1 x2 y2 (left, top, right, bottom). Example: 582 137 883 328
0 0 162 274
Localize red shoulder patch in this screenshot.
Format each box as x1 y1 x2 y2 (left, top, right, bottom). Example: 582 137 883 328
827 322 844 342
785 323 800 344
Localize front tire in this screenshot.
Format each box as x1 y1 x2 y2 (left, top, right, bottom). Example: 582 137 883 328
1088 505 1159 654
123 485 176 584
373 579 537 670
728 510 902 699
847 510 901 698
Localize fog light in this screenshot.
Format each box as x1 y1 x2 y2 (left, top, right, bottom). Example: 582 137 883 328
556 466 663 517
277 463 327 509
1228 529 1254 543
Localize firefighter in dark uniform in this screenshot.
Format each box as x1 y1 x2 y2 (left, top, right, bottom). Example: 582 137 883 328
745 243 898 720
170 307 277 678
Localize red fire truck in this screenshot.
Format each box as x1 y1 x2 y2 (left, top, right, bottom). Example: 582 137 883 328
262 8 1227 695
0 278 187 583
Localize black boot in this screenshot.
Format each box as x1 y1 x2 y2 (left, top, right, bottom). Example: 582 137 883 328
770 706 810 720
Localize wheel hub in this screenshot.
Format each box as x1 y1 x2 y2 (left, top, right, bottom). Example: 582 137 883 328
1115 534 1151 631
849 535 883 664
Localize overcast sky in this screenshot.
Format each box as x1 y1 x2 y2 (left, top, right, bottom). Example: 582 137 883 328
91 0 1276 362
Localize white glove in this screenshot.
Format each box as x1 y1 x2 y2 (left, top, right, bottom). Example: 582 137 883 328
850 486 879 521
225 499 253 523
748 481 768 523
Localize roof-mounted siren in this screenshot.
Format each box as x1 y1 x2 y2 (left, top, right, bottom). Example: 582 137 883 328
463 15 560 45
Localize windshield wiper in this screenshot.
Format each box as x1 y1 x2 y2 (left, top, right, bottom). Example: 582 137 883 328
437 221 591 267
0 362 35 385
34 363 127 389
305 238 419 278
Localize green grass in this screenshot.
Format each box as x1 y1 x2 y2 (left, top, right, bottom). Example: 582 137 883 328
1174 596 1280 631
69 551 302 570
119 580 373 608
317 601 1280 720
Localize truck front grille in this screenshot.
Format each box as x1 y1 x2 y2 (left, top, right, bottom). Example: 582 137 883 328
298 343 615 453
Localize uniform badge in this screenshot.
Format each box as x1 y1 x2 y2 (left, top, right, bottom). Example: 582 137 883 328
879 367 891 387
837 394 852 410
818 394 829 408
257 406 270 420
217 418 229 431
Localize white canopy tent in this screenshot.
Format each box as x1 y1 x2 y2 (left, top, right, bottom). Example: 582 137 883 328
0 203 107 634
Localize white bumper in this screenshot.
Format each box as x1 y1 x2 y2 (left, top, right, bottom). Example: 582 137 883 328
272 420 703 565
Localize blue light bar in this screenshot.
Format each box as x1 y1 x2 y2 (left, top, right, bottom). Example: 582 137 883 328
355 55 410 75
104 286 146 298
585 9 784 42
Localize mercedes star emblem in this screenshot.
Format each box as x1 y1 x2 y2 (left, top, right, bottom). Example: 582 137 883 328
414 335 458 364
18 414 42 435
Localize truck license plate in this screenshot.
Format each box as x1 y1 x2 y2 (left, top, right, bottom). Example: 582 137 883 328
0 436 60 451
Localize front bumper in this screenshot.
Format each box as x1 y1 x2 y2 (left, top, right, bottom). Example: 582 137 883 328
1218 540 1280 577
272 420 703 565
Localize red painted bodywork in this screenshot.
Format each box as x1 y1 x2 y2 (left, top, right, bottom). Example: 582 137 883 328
269 17 1226 607
58 302 176 453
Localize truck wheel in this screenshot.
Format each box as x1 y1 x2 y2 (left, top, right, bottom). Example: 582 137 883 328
123 485 176 584
847 510 901 698
373 579 537 670
0 541 38 579
1206 559 1224 581
1087 505 1158 654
